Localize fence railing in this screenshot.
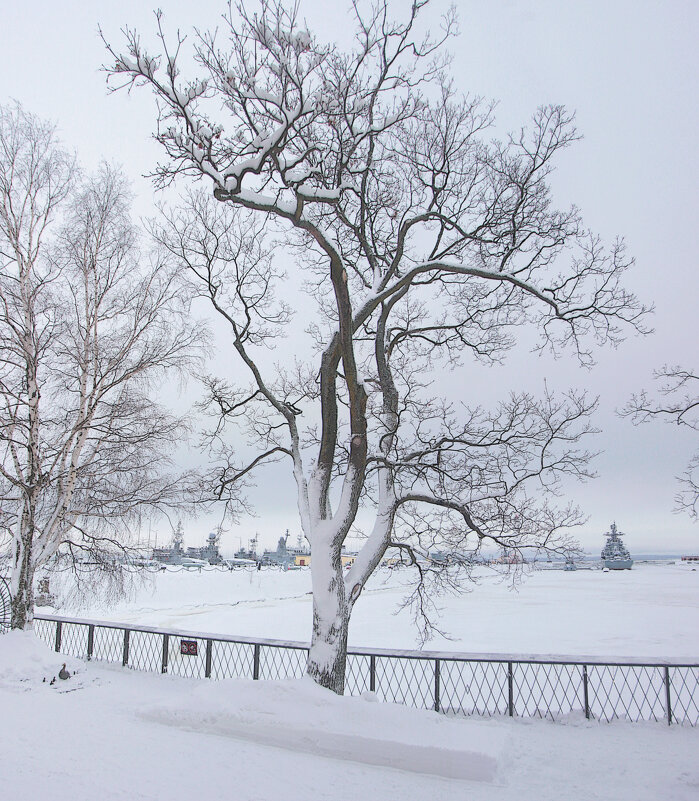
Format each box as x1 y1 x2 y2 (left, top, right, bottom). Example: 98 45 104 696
33 614 699 726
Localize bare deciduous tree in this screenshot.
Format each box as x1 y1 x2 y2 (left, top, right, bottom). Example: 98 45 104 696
0 103 200 629
621 366 698 519
105 0 649 693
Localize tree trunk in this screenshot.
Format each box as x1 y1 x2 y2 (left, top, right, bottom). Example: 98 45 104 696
306 541 350 694
10 537 35 630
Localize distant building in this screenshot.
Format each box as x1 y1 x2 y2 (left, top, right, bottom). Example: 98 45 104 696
293 551 356 568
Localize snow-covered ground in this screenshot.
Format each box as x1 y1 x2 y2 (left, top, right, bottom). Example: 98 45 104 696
2 561 697 801
49 561 699 659
1 629 698 801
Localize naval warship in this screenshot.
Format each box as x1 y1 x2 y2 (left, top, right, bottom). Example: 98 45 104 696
601 522 633 570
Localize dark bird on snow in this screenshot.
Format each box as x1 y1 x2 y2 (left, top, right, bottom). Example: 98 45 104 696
58 663 71 680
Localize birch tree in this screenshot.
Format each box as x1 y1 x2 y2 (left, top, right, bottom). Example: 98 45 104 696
0 103 198 629
105 0 649 692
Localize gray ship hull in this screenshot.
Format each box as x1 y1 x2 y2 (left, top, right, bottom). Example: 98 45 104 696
604 559 633 570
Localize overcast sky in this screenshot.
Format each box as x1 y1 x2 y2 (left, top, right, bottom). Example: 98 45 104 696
1 0 697 555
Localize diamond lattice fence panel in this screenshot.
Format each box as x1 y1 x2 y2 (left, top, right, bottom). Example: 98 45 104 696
259 645 307 680
588 664 667 723
127 630 166 673
33 617 54 649
668 667 699 726
345 654 372 696
60 622 89 658
92 626 126 664
374 656 435 709
513 662 585 720
167 636 208 679
440 659 509 716
210 640 255 679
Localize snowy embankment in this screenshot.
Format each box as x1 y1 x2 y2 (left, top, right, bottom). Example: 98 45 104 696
2 630 698 801
141 674 504 781
49 561 699 659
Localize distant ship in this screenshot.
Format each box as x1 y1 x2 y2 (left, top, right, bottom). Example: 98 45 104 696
151 522 223 566
601 522 633 570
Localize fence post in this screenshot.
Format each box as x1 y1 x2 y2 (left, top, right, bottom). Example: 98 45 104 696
583 665 590 719
205 639 213 679
664 666 672 726
507 662 514 717
253 643 260 680
161 634 169 674
54 620 62 653
434 658 441 713
122 629 130 667
369 654 376 693
87 625 94 661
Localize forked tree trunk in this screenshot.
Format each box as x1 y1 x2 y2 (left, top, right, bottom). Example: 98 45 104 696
306 542 350 694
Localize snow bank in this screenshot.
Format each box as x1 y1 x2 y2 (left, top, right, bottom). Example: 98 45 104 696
141 675 507 782
1 635 697 801
0 630 84 690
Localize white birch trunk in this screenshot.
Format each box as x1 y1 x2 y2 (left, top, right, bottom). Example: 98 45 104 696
10 507 37 630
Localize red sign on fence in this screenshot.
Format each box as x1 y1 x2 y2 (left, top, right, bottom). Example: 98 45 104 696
180 639 198 656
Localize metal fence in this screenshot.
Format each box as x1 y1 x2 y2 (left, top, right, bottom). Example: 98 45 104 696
0 578 10 634
33 614 699 726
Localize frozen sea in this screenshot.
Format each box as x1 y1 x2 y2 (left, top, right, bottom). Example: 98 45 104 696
48 560 699 659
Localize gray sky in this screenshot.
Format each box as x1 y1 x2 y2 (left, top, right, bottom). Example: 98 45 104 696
2 0 697 554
